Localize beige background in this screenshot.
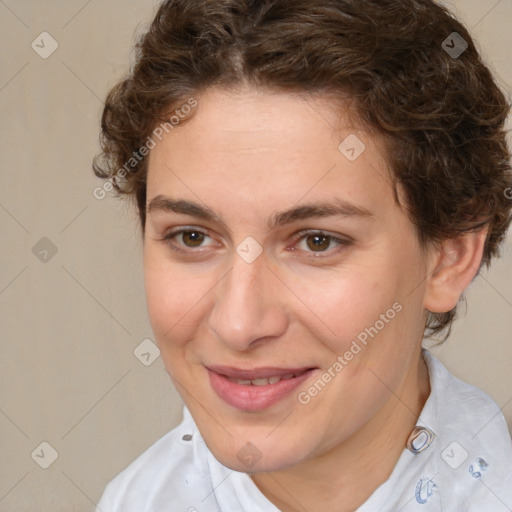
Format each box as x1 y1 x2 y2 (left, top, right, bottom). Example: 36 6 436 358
0 1 511 510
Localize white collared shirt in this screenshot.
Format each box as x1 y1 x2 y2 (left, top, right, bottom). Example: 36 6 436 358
97 350 512 512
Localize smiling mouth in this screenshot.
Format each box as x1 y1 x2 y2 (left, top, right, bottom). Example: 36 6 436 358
225 369 310 386
206 366 319 411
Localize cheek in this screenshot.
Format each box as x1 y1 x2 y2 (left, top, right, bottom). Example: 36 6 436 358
290 267 391 352
292 254 423 381
143 256 207 348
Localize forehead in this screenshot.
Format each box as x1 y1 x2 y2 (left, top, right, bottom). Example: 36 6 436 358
146 87 397 223
155 86 367 151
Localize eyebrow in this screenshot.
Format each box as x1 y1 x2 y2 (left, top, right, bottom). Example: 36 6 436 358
146 195 373 230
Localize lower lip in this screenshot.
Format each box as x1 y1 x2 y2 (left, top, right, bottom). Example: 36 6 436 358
207 369 317 412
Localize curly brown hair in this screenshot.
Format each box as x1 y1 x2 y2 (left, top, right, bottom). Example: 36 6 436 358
93 0 512 338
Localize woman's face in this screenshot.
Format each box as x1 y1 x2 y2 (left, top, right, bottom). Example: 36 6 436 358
143 86 431 472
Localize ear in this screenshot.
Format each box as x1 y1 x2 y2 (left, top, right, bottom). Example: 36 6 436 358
424 228 488 314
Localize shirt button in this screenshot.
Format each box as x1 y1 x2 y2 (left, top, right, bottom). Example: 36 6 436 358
406 426 435 454
182 433 193 441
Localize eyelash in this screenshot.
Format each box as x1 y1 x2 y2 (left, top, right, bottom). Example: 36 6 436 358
160 227 352 258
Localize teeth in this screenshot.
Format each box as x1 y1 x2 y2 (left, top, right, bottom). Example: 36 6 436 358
251 378 270 386
228 374 298 386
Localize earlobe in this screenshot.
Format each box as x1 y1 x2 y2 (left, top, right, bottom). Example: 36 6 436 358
423 228 488 314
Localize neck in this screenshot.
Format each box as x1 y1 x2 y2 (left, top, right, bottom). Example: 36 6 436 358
251 351 431 512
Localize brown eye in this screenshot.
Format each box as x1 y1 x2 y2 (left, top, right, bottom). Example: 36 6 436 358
161 227 216 254
305 234 332 252
181 231 205 247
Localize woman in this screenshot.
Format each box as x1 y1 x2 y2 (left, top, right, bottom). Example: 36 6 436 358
93 0 512 510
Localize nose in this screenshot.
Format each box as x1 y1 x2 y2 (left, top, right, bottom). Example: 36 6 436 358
207 254 288 351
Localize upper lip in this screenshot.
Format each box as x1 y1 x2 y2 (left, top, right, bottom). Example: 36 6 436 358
206 365 316 380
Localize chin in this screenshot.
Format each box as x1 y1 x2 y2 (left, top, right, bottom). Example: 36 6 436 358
205 431 311 474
